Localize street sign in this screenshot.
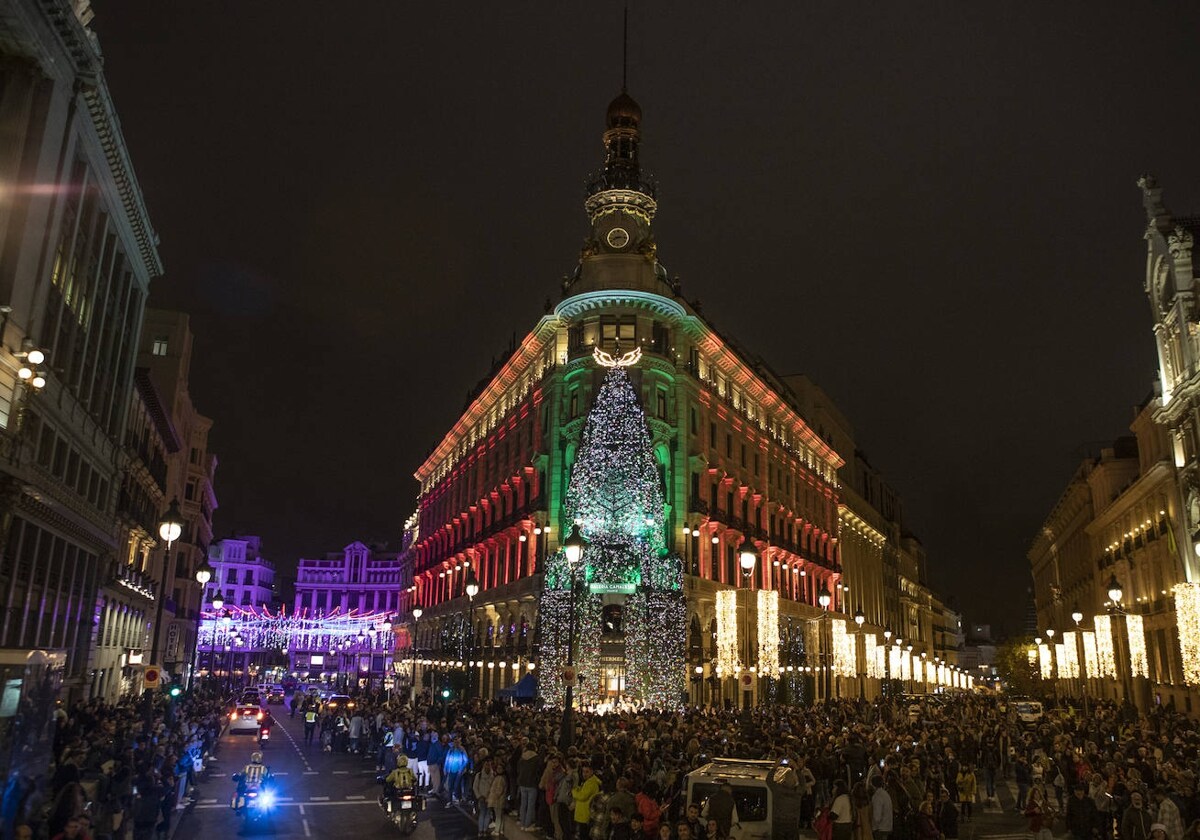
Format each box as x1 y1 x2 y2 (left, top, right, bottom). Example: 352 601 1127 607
143 666 162 689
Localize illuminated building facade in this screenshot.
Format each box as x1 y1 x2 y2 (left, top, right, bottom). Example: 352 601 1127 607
408 89 867 707
0 0 162 721
290 541 401 687
207 536 276 610
1029 174 1200 710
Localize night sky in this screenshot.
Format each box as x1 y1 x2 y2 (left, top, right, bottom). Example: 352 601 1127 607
93 4 1200 634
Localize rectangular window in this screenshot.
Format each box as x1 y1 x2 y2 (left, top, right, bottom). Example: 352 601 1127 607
690 407 698 435
189 447 200 464
570 390 579 419
726 434 732 458
710 422 717 450
151 337 168 356
184 481 196 501
656 389 667 420
741 444 746 468
599 316 636 351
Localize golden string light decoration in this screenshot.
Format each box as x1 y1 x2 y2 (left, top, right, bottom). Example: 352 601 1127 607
831 619 855 678
1174 583 1200 686
1094 614 1117 679
756 590 780 678
716 590 739 676
1060 631 1080 679
890 646 902 681
1082 630 1098 679
1125 613 1148 678
1038 643 1053 679
593 345 643 368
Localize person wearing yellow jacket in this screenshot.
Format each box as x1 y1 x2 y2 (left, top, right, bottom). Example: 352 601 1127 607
571 762 601 840
957 765 978 823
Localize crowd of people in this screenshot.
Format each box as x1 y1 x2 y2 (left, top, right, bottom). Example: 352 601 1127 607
0 686 227 840
325 691 1200 840
12 681 1200 840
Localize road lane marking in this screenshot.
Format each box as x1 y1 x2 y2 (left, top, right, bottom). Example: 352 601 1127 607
303 819 312 837
192 801 375 810
303 771 319 775
311 796 330 801
346 795 365 800
332 770 349 774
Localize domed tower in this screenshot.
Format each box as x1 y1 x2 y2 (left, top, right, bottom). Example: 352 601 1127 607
571 89 671 297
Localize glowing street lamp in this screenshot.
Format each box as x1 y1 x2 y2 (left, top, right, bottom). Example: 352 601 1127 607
738 539 760 576
563 524 587 565
1071 606 1083 626
561 523 589 750
1107 575 1124 606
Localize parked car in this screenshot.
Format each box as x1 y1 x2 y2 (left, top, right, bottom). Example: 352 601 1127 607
229 704 265 734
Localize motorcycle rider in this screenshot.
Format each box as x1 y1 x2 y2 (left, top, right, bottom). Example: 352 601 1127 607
233 751 271 811
385 754 417 795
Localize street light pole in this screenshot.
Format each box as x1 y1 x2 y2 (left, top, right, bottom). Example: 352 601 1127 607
558 524 588 752
411 607 422 707
188 558 214 691
882 627 893 699
738 538 760 710
818 585 832 700
853 607 865 700
150 498 185 670
465 570 479 701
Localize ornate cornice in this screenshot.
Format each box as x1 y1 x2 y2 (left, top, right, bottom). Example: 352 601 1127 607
555 290 686 321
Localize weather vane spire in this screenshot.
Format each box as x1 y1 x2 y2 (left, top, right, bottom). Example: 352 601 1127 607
622 2 628 92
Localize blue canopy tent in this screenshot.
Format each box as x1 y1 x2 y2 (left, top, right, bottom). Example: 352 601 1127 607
496 672 537 702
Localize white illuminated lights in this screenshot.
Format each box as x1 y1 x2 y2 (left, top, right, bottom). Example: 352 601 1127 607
1125 613 1148 678
1176 583 1200 686
1094 614 1117 679
716 590 739 676
756 590 780 678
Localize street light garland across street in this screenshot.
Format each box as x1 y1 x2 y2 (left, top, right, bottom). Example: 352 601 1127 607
197 605 396 654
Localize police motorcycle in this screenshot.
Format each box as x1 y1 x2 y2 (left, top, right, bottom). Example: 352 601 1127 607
231 751 277 826
377 756 424 835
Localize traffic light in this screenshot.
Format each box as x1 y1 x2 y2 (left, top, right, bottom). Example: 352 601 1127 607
168 679 183 698
441 688 451 699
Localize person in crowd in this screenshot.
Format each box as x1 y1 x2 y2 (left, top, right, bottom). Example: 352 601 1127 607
572 762 600 840
956 765 976 823
871 774 893 840
1124 790 1155 840
915 801 940 840
1067 781 1100 840
1026 786 1054 840
936 788 958 840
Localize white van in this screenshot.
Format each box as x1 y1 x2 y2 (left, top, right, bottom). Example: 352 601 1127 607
1014 699 1044 727
685 758 802 840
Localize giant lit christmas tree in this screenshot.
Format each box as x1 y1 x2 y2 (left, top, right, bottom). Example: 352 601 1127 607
538 350 686 709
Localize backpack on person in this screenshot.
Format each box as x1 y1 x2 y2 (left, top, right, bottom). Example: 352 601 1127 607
814 805 834 840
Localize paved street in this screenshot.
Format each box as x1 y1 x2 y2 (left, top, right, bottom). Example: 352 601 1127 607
173 702 481 840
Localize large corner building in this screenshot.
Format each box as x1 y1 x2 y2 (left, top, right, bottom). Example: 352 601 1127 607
406 90 960 706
